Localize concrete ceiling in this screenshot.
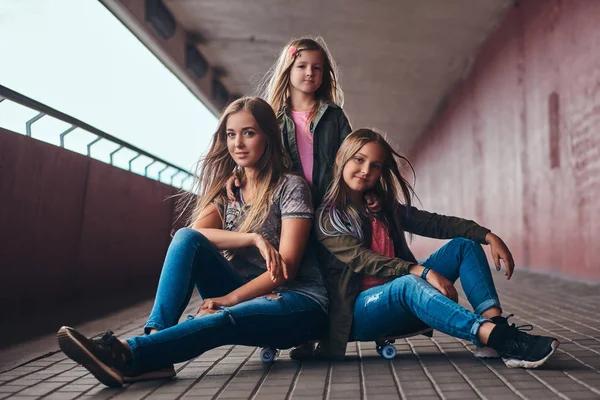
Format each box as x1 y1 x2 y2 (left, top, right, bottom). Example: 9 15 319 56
164 0 511 153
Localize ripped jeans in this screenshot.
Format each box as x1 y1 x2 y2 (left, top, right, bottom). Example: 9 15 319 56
125 228 327 371
350 238 502 347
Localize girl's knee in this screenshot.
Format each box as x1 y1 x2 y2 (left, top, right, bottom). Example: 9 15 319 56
387 275 436 305
449 237 476 248
172 228 210 247
450 238 483 258
390 275 423 295
404 274 422 284
190 308 234 328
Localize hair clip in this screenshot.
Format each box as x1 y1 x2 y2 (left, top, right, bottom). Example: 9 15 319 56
288 46 300 58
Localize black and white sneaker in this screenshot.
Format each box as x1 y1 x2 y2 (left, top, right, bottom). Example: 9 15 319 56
474 346 501 358
289 342 317 361
489 320 559 369
474 314 511 359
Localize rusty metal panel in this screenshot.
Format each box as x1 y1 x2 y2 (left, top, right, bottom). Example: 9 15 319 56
409 0 600 281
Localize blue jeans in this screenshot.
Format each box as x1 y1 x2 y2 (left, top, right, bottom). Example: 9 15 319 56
125 228 327 370
350 238 501 347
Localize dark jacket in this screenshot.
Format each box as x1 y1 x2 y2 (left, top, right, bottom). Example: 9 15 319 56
278 102 351 205
314 203 491 359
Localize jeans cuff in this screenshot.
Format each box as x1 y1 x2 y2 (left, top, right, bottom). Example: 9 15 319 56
474 299 502 316
144 321 164 335
124 337 139 365
470 316 492 347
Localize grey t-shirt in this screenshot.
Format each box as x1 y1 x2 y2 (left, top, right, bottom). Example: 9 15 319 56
222 173 328 312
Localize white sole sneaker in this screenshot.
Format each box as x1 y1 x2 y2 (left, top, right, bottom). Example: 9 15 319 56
474 347 500 359
502 339 560 369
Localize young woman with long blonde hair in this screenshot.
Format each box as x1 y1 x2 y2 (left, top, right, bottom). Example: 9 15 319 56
57 97 328 387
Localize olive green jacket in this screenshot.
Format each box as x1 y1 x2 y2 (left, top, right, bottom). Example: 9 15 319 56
314 203 491 359
278 102 351 205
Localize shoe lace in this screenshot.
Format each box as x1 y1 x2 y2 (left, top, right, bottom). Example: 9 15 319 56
91 330 130 368
504 314 533 332
501 315 535 351
92 330 114 341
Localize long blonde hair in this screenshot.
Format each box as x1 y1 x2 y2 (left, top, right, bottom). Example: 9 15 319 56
319 129 416 240
180 97 291 235
259 37 344 125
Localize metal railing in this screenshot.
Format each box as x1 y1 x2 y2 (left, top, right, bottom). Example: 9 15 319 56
0 84 195 190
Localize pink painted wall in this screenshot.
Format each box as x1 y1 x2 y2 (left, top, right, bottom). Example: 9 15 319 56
408 0 600 281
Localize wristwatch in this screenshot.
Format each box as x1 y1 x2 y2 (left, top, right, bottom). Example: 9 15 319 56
421 267 431 280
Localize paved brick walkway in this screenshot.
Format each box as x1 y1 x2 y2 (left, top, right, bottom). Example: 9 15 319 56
1 270 600 399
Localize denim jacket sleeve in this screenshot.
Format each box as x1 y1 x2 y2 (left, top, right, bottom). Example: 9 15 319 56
398 204 490 243
316 213 414 277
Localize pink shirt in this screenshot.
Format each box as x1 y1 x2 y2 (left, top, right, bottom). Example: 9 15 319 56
290 110 314 185
361 218 394 291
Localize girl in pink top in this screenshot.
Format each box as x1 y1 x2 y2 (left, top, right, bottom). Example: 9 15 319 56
361 195 394 291
229 37 352 205
289 110 314 184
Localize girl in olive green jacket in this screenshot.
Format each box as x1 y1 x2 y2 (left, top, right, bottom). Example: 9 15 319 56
315 128 559 369
228 38 352 204
260 37 352 205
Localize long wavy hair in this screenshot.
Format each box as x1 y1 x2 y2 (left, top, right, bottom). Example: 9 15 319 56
259 37 344 125
319 129 416 240
179 97 291 236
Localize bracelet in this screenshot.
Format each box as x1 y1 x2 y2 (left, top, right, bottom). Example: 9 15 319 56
421 267 431 280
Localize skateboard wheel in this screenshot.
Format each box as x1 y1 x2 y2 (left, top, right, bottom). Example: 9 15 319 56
260 347 278 363
375 345 383 355
381 345 397 360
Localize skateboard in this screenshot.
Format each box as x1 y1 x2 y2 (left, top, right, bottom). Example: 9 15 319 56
259 327 434 362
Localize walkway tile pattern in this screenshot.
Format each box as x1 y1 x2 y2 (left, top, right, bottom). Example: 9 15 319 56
1 271 600 399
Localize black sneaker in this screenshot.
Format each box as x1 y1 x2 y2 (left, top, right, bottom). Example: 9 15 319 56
474 314 512 359
491 314 513 326
490 321 559 368
289 342 316 361
57 327 131 387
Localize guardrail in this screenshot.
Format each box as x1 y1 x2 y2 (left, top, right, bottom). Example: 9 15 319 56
0 84 194 189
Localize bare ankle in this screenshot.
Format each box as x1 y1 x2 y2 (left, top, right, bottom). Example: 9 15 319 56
477 321 495 345
482 307 502 319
